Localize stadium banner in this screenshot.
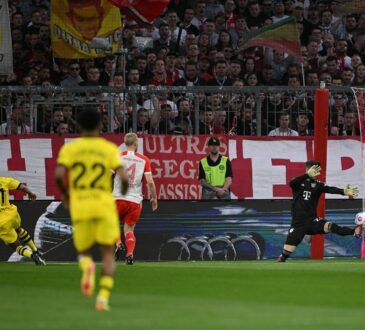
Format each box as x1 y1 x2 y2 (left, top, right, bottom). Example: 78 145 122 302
0 200 361 262
239 17 301 59
333 0 365 14
108 0 169 25
0 135 363 200
0 0 13 74
51 0 122 58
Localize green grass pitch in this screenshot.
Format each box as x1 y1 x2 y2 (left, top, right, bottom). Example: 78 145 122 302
1 260 364 330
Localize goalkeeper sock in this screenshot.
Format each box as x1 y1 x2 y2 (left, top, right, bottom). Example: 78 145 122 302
98 276 114 301
16 245 32 258
329 223 354 236
125 231 136 257
17 227 38 252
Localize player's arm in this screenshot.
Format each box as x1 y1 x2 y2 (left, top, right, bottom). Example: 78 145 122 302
115 166 129 195
323 184 359 197
145 173 158 211
289 174 309 189
54 165 70 207
222 159 233 192
18 183 37 200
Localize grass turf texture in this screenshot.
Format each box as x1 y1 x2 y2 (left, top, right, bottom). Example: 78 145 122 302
0 260 364 330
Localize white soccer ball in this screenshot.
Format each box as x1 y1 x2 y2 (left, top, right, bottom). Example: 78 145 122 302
355 212 365 225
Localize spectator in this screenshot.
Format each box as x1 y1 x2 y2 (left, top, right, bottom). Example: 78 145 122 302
135 55 153 85
61 104 76 133
151 103 176 134
99 55 116 86
205 0 224 20
268 111 299 136
216 29 233 51
294 113 313 136
186 43 200 62
341 67 354 86
229 59 243 80
150 59 173 86
127 68 140 87
128 108 150 134
79 66 100 86
213 108 228 134
0 104 31 135
174 61 205 86
191 1 207 29
246 1 267 29
229 15 248 48
338 112 360 136
202 19 219 46
207 60 233 86
271 0 289 24
166 10 187 47
174 98 194 135
198 137 233 199
223 0 236 29
199 108 214 134
56 121 70 134
352 64 365 86
60 62 83 87
335 39 351 70
306 71 319 86
182 7 200 36
150 23 176 51
259 64 279 85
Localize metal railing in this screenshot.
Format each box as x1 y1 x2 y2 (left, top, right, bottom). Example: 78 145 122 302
0 85 359 136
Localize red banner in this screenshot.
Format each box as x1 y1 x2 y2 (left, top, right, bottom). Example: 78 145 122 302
0 134 362 200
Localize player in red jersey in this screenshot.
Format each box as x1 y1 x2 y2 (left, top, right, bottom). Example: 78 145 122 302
113 133 158 264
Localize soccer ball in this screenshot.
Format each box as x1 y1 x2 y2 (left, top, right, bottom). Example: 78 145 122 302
355 212 365 225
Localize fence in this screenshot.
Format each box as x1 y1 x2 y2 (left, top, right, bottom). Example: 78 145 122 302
0 85 360 136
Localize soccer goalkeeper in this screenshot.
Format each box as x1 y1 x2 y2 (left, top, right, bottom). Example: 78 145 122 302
278 160 362 262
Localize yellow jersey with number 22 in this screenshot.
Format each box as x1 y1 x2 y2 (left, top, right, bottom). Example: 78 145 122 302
57 137 122 221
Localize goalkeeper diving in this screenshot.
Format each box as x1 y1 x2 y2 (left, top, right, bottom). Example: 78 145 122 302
278 160 362 262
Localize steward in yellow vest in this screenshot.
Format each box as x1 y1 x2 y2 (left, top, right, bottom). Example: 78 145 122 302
198 137 233 199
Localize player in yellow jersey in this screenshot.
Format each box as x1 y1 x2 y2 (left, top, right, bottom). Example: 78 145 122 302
55 108 128 312
0 177 46 265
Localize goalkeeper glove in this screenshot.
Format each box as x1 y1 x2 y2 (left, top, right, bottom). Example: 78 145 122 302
307 165 321 178
344 184 359 198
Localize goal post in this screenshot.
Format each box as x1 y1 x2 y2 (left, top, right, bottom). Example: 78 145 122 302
351 87 365 260
310 85 329 259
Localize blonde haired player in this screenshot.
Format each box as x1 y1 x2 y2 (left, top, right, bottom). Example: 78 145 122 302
55 108 129 312
0 177 45 265
113 133 158 265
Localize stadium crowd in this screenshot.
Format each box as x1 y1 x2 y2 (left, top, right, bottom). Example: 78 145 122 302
0 0 365 136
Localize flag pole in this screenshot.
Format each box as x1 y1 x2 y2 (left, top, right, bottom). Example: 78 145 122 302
301 63 305 86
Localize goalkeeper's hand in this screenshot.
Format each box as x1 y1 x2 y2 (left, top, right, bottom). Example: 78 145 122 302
306 165 321 178
344 184 359 198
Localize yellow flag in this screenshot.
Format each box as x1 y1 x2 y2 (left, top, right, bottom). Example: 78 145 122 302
51 0 122 58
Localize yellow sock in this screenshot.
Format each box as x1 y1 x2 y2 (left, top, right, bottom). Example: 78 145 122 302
16 245 32 258
17 228 38 252
98 276 114 301
79 256 93 272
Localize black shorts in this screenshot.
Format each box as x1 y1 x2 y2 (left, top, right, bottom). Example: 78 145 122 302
285 218 327 246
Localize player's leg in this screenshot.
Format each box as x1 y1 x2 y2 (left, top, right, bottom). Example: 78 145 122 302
278 226 306 262
9 239 32 259
123 203 141 264
124 223 136 264
16 227 38 252
323 220 362 237
1 212 45 265
73 220 96 297
95 213 120 311
114 200 128 261
96 244 115 312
